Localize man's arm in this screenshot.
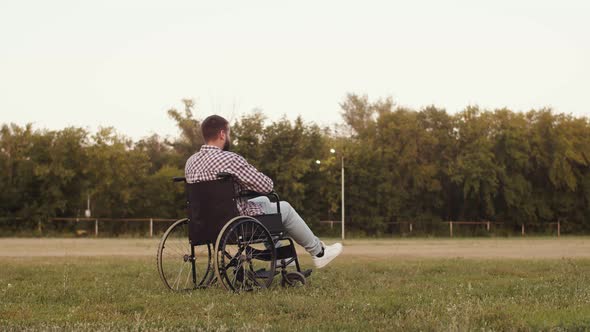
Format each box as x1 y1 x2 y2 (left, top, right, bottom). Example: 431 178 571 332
229 155 274 193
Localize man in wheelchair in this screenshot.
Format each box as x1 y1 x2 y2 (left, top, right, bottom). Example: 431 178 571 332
185 115 343 269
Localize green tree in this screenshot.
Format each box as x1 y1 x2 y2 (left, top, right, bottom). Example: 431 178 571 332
85 128 150 218
166 99 203 160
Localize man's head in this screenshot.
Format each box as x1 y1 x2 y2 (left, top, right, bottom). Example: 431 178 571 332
201 115 231 151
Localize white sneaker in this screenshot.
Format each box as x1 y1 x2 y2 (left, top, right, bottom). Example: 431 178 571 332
312 242 343 269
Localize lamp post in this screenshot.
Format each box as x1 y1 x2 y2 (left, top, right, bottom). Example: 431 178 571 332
330 148 345 240
84 194 91 218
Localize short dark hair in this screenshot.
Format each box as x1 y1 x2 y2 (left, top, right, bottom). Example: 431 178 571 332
201 115 229 142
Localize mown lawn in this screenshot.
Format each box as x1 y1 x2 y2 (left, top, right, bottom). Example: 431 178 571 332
1 255 590 331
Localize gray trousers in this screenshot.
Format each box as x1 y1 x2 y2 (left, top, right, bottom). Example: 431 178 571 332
249 197 322 256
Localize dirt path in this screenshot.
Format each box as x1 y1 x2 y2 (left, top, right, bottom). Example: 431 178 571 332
1 237 589 259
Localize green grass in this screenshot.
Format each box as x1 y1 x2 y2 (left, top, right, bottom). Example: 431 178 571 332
2 256 590 331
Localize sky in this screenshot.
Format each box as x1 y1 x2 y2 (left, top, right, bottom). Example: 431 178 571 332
1 0 589 140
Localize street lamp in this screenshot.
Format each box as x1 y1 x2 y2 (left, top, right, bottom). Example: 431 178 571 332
330 148 345 240
84 193 91 218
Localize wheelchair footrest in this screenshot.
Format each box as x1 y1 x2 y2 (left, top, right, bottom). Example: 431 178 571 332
254 268 280 279
301 269 312 278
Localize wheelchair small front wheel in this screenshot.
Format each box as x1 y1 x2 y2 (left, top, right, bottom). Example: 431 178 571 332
281 271 306 288
215 217 277 292
157 218 214 291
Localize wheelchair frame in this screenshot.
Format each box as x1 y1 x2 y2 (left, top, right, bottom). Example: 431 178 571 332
156 173 312 292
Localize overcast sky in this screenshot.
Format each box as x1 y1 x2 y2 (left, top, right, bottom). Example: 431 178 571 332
1 0 589 140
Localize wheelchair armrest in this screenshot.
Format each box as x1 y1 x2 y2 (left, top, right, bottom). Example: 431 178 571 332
238 191 281 213
239 190 265 198
172 176 186 183
217 172 233 179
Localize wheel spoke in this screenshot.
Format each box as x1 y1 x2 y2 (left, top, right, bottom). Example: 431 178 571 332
217 218 276 292
245 270 264 288
172 261 186 289
157 219 213 291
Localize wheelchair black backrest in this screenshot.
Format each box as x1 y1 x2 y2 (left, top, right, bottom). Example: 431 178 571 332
185 176 285 245
186 177 239 245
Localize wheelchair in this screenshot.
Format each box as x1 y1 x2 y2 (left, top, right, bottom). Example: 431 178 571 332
156 172 312 292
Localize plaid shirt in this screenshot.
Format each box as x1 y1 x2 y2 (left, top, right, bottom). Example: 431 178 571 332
185 145 274 216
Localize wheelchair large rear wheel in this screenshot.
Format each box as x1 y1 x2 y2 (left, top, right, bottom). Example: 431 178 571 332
215 217 277 292
157 218 214 291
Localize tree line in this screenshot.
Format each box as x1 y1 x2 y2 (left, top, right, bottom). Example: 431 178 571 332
1 95 589 236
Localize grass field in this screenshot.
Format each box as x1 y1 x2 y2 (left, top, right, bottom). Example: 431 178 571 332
2 238 590 331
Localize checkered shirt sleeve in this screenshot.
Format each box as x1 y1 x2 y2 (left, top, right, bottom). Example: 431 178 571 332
184 145 274 216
